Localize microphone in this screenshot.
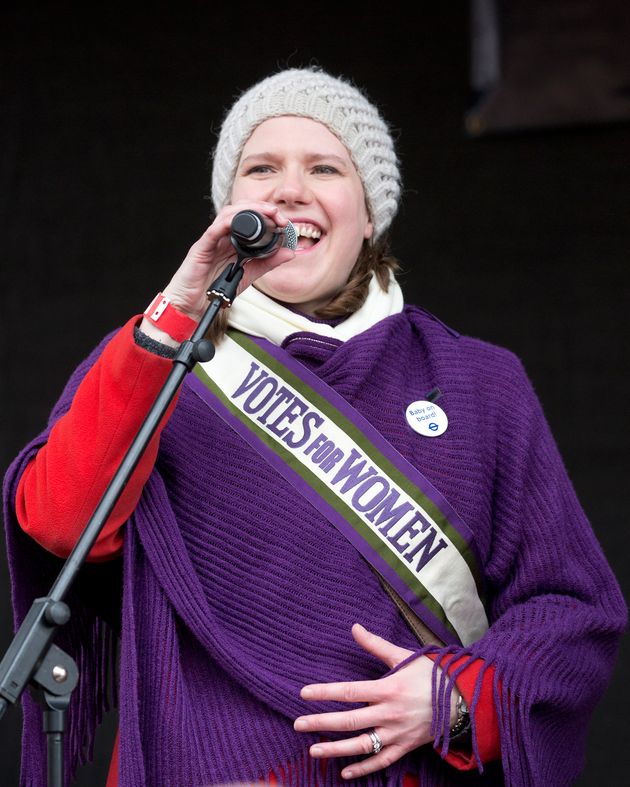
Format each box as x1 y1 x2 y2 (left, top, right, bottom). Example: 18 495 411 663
230 210 297 258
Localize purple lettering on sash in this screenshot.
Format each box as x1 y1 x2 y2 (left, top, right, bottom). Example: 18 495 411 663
242 376 279 414
304 433 328 456
389 511 431 553
284 412 324 449
366 489 414 531
311 440 336 464
268 397 308 439
331 449 378 493
257 386 294 425
404 528 448 570
318 447 345 474
351 476 390 513
232 362 267 399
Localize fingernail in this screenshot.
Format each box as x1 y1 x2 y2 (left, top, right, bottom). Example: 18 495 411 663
310 746 323 757
301 686 314 699
294 718 308 731
342 770 354 779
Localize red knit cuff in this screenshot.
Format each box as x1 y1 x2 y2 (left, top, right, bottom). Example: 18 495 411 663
427 653 501 770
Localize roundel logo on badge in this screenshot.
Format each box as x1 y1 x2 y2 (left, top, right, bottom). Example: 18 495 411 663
405 400 448 437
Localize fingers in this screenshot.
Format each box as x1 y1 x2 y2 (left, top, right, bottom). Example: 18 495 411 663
199 202 294 274
300 677 386 704
308 728 386 760
183 202 292 275
164 202 295 315
200 201 291 249
351 623 414 669
294 705 382 735
339 744 405 781
306 729 407 781
294 627 428 779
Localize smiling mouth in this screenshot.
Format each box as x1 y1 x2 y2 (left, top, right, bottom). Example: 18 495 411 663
293 223 322 251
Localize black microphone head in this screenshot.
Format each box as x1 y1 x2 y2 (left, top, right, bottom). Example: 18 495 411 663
231 211 265 244
230 211 297 258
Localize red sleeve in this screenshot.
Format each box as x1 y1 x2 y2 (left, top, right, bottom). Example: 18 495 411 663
427 653 501 770
15 315 179 562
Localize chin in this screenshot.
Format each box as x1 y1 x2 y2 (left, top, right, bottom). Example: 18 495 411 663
256 284 316 307
256 269 322 305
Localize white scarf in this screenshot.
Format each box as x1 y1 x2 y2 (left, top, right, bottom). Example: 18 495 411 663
228 272 404 345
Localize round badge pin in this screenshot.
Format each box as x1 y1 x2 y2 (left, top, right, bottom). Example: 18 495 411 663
405 400 448 437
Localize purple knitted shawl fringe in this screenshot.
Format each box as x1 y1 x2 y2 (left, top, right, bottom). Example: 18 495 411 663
3 306 627 787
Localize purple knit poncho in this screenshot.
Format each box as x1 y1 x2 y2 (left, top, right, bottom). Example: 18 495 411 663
3 305 626 786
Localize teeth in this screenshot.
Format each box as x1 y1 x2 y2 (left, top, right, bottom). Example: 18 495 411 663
294 223 321 239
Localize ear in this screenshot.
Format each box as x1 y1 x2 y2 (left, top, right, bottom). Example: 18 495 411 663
364 219 374 240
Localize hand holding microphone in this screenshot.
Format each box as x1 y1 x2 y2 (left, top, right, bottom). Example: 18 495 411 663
142 204 297 338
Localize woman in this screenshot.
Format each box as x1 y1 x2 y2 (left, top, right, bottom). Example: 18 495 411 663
3 67 626 786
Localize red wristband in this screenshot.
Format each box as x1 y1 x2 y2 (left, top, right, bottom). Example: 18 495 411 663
143 293 198 343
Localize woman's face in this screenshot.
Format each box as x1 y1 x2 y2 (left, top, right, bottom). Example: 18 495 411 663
230 116 373 314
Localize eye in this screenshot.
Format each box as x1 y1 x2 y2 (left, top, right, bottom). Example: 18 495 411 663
244 164 275 175
312 164 340 175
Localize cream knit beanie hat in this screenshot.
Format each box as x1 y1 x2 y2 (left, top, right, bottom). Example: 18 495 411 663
211 67 401 239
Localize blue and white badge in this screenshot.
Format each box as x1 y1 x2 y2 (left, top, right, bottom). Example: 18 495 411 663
405 400 449 437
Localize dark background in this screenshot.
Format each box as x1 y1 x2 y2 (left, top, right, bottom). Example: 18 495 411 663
2 4 628 785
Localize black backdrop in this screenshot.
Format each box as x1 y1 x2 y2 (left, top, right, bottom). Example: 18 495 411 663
2 5 628 786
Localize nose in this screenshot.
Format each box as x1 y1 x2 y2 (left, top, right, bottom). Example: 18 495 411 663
272 167 312 206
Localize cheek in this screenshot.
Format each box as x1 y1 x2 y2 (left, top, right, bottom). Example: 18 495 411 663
334 200 370 252
230 178 267 202
335 190 370 235
229 184 245 203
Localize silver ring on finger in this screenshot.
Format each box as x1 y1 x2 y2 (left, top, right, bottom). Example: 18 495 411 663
368 729 383 754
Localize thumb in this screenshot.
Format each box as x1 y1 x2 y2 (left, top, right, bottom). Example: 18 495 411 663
352 623 414 669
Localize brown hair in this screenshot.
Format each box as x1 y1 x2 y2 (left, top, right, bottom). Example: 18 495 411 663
205 235 399 343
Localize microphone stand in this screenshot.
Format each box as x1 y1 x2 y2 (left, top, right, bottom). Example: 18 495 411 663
0 253 249 787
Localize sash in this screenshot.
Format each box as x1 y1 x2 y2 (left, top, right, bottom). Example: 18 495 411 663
185 330 489 647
